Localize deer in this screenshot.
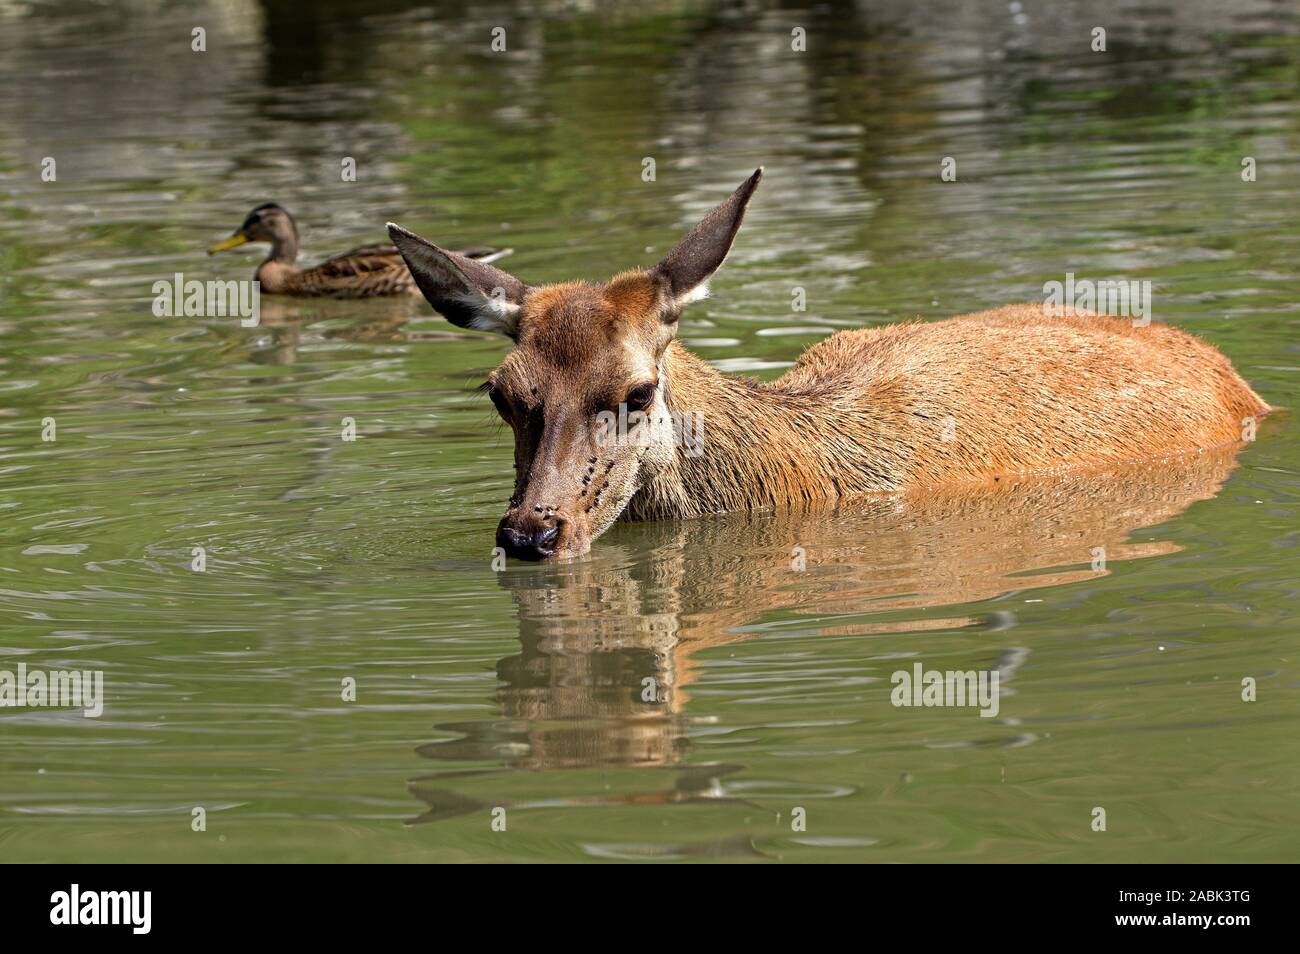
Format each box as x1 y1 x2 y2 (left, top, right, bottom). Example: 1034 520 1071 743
387 169 1270 562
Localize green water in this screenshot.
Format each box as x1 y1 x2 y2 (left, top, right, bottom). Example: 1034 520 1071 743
1 0 1297 863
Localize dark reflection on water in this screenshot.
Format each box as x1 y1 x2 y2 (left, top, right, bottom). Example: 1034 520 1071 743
409 448 1247 821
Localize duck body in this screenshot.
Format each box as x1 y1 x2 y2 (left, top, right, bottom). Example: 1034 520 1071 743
254 243 417 298
210 203 508 299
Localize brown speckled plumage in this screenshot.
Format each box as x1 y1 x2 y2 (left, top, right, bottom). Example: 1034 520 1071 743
209 203 507 299
256 243 418 298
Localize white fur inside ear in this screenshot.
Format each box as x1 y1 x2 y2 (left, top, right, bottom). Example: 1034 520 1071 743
453 290 520 336
676 283 710 308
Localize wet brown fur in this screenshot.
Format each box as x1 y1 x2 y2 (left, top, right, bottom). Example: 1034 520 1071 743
485 273 1270 559
630 299 1271 519
388 172 1269 560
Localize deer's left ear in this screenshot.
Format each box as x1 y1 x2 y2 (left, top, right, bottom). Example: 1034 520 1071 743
387 223 530 338
650 167 762 317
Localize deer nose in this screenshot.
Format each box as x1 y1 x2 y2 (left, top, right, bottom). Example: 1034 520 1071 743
497 522 561 561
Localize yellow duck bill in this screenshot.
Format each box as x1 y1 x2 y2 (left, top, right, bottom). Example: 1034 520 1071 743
207 232 249 254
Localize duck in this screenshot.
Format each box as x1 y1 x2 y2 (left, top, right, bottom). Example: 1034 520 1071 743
208 203 510 299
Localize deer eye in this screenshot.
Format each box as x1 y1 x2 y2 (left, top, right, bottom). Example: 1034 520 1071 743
624 382 657 412
485 385 511 417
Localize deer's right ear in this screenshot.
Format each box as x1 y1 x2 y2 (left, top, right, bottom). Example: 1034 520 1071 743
650 167 762 316
387 223 530 338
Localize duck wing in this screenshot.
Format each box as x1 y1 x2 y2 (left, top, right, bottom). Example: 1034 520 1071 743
290 245 414 298
291 244 513 299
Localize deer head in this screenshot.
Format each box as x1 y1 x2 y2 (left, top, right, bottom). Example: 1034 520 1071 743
388 169 762 560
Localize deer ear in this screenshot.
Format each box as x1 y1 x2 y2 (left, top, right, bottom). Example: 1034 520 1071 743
387 223 530 338
650 168 762 315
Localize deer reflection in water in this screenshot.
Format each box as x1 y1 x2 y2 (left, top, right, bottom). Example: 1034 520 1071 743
407 446 1246 824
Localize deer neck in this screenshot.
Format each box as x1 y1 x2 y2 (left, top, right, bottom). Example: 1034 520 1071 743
627 340 890 518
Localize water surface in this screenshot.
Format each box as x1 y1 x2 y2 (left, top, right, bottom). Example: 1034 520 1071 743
1 0 1298 862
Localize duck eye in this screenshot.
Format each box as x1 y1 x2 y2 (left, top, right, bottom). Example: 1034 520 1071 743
624 382 657 412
